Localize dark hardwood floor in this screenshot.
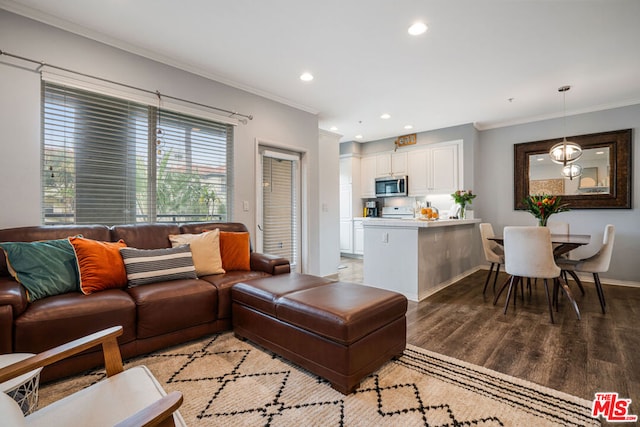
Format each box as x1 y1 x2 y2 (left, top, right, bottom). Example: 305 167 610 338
338 258 640 406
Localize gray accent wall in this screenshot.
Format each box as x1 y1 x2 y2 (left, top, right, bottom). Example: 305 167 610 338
476 105 639 284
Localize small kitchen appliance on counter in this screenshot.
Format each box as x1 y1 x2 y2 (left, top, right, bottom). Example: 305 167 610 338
364 201 379 217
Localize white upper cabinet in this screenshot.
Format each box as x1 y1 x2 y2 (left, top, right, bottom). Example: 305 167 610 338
407 141 460 196
339 157 352 185
360 140 461 198
430 144 459 193
407 149 430 195
375 152 407 177
360 156 377 198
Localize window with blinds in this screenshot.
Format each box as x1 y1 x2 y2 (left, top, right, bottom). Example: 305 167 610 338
42 82 233 225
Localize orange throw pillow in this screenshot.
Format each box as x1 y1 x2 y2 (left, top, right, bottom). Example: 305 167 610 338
69 237 128 294
219 231 251 271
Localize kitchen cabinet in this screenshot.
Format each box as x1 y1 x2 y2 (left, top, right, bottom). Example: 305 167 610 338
340 219 353 253
339 157 352 185
340 184 352 219
363 218 480 301
376 152 407 177
360 156 377 198
407 142 460 196
353 219 364 255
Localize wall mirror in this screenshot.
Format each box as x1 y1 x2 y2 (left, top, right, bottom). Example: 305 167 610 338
514 128 632 209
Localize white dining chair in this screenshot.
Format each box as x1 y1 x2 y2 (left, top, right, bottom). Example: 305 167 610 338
479 223 504 295
495 226 563 323
536 221 586 295
557 224 615 314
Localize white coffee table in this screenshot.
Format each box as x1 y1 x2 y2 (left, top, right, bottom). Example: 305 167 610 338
0 353 43 415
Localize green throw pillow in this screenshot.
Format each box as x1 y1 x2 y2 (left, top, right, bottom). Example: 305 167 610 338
0 239 80 302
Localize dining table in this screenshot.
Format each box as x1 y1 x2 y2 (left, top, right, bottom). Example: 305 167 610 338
488 233 591 319
488 233 591 257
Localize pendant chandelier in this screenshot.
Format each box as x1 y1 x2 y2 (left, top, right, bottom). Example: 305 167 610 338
549 86 582 167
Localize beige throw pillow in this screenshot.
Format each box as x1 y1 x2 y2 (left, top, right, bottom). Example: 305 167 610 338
169 229 225 276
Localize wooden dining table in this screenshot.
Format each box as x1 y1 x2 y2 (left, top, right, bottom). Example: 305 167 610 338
488 233 591 319
488 234 591 257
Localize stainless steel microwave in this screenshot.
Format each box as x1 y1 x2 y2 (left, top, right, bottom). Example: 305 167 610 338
375 176 408 197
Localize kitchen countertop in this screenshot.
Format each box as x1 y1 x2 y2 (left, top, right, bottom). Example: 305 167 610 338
363 217 480 228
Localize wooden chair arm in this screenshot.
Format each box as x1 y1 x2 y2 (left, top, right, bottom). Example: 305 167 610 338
114 391 184 427
0 325 124 384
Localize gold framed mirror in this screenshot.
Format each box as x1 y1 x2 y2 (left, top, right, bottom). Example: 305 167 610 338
514 128 632 209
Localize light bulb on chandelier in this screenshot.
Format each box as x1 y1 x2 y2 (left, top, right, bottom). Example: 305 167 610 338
549 85 582 167
561 163 583 180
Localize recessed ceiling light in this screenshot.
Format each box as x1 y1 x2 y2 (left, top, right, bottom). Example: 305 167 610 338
299 72 314 82
596 151 604 155
408 22 427 36
330 126 338 131
380 113 391 120
404 124 413 130
355 134 363 139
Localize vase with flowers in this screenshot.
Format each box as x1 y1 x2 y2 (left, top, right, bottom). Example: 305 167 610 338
451 190 476 219
523 194 570 226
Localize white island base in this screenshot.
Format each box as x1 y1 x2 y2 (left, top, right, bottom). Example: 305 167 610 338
363 218 481 301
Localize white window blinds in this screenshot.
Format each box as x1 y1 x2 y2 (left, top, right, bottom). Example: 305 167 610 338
261 150 299 268
42 82 233 225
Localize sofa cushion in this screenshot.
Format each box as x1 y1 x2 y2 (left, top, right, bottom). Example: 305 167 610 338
14 289 136 353
0 239 79 302
168 229 224 276
119 246 197 287
219 231 251 271
110 224 180 249
0 225 111 277
275 282 408 345
200 271 272 319
69 237 128 295
125 279 217 339
230 273 332 317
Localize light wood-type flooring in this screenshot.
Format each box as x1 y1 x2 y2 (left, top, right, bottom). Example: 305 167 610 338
338 257 640 407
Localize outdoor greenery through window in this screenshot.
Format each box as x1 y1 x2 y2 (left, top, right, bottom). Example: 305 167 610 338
42 82 233 225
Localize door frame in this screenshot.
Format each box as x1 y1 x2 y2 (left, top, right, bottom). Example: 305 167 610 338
254 138 308 273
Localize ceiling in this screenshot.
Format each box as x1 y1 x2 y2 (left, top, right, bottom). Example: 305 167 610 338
3 0 640 143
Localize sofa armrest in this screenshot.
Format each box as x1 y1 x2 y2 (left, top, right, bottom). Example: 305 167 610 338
250 252 290 275
0 277 24 353
0 276 28 317
0 304 13 353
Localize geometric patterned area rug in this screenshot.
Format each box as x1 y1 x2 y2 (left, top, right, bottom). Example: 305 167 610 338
40 332 599 426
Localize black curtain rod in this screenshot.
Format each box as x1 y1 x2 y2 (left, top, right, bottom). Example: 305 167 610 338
0 48 253 123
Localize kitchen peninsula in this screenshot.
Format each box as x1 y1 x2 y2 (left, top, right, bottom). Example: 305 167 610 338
363 218 481 301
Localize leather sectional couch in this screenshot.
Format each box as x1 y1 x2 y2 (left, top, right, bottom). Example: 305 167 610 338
0 222 290 382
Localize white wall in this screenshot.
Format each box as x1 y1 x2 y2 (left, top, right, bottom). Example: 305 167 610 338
0 10 333 276
318 130 341 277
476 104 640 284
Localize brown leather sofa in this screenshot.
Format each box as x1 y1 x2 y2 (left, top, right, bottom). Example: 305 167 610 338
0 222 289 382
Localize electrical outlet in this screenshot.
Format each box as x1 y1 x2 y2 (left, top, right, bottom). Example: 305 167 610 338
382 232 388 243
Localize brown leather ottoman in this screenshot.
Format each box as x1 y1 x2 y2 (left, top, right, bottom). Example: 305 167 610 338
231 273 407 394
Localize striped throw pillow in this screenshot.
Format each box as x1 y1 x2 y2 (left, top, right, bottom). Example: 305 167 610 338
119 245 197 287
